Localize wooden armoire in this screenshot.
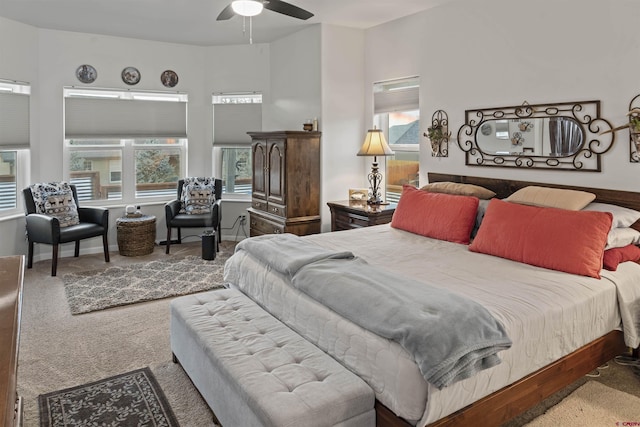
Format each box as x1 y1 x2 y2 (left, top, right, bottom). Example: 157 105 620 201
247 131 321 236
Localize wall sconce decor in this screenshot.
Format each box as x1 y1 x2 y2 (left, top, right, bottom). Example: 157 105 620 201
424 110 450 157
629 94 640 163
357 127 395 205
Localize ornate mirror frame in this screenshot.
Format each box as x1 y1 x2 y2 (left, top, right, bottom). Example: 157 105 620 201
457 100 615 171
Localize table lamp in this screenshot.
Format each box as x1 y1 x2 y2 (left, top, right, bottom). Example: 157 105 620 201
357 127 394 205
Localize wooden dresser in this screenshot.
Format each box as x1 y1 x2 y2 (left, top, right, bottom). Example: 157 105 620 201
247 131 321 237
327 200 396 232
0 256 24 427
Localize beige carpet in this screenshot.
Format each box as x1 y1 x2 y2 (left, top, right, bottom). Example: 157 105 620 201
16 240 640 427
18 242 225 427
525 381 640 426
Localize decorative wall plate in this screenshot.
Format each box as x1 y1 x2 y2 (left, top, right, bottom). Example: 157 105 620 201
75 64 97 84
121 67 141 85
161 70 178 88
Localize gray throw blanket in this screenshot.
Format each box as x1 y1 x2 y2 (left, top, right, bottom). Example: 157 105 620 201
237 234 512 389
235 233 354 275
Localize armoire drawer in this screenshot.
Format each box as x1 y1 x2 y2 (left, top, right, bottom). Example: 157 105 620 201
251 199 267 212
266 203 286 217
251 199 286 217
249 213 285 235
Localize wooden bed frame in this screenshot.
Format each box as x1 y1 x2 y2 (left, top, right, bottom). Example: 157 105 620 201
374 173 637 427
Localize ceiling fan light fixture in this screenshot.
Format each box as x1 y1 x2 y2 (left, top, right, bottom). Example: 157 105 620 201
231 0 264 17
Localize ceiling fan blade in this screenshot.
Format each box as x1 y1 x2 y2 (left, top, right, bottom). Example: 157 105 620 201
217 4 236 21
263 0 314 20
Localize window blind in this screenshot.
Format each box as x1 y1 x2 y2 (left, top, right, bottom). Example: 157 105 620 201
213 103 262 145
374 77 419 114
0 92 29 148
65 97 187 139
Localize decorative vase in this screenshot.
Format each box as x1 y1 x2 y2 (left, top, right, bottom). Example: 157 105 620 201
631 132 640 154
431 139 441 157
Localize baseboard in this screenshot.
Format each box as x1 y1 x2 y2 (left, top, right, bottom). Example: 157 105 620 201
221 233 248 242
29 235 248 264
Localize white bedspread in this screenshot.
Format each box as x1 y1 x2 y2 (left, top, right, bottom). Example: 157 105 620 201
224 224 638 425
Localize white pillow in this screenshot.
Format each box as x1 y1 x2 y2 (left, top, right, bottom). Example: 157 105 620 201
583 202 640 230
472 199 491 237
606 227 640 249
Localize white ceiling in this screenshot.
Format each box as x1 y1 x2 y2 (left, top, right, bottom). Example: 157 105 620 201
0 0 450 46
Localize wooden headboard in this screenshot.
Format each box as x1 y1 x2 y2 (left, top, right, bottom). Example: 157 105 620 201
427 173 640 231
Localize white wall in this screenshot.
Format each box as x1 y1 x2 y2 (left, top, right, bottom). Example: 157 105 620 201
0 17 38 257
13 0 637 258
263 25 322 130
320 25 366 231
204 42 271 239
0 20 270 257
365 0 640 191
0 17 38 81
36 29 208 181
263 24 368 232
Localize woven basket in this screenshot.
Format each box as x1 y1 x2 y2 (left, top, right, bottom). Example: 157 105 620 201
116 215 156 256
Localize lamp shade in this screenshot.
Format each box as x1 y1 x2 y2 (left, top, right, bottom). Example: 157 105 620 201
231 0 264 16
357 128 394 157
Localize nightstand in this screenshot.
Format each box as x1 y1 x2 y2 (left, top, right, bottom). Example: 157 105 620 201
327 200 396 232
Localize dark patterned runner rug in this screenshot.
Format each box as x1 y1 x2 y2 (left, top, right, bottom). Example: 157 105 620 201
38 367 179 427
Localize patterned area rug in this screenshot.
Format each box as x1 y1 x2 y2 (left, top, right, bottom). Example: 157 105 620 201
38 367 179 427
62 247 232 315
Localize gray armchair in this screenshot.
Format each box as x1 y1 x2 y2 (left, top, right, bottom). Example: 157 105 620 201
164 178 222 254
23 184 110 276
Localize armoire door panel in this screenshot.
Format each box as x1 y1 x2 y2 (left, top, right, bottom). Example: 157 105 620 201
267 139 286 205
251 140 267 200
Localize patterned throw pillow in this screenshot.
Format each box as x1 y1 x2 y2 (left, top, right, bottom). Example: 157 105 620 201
181 177 216 215
30 182 80 227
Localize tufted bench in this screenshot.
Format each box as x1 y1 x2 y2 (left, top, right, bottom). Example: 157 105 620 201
170 289 375 427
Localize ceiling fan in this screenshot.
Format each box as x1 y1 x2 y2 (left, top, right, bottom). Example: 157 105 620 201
217 0 314 21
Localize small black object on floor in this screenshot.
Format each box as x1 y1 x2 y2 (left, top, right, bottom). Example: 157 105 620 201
202 230 216 260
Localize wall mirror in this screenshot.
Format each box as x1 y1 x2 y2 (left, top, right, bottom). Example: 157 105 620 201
457 100 615 171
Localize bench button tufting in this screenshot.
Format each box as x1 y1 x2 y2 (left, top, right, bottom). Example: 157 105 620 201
171 289 375 427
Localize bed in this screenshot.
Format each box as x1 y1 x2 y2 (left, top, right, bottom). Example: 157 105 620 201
223 173 640 426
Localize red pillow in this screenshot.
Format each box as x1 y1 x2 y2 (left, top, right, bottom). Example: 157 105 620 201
391 185 479 244
603 244 640 271
469 199 612 278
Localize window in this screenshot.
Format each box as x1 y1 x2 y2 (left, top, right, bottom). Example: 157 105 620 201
0 151 18 210
219 147 252 195
373 77 420 204
135 139 182 198
64 88 187 202
212 92 262 198
0 80 30 214
110 170 122 183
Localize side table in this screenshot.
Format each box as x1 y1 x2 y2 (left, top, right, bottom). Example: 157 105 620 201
116 214 157 256
327 200 396 232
